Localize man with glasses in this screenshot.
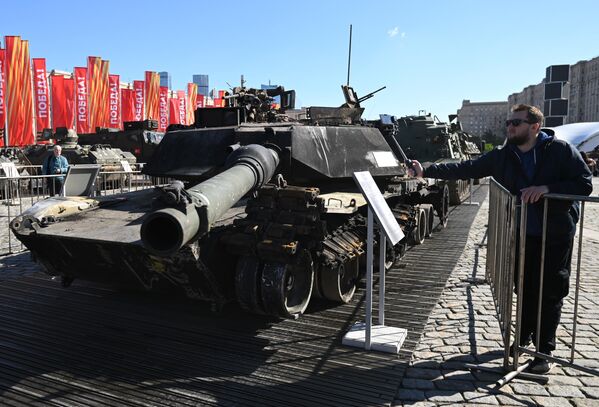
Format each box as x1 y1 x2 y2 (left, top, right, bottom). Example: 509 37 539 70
409 104 592 374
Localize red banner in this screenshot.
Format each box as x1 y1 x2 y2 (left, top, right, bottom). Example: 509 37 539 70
168 97 180 125
87 57 111 130
196 94 204 109
74 67 90 134
187 83 197 126
133 80 144 121
121 88 135 123
87 57 100 130
177 90 186 125
32 58 50 131
158 86 168 132
108 74 121 129
51 75 68 129
145 71 160 120
0 49 6 138
5 36 35 146
64 77 74 130
100 60 110 128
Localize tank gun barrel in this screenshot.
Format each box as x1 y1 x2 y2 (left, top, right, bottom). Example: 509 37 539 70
140 144 279 256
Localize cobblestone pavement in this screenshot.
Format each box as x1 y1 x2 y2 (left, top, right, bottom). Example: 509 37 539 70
394 177 599 407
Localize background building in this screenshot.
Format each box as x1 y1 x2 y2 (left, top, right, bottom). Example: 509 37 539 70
193 74 210 97
457 100 508 142
458 55 599 143
159 71 171 89
569 57 599 123
508 83 545 109
507 56 599 125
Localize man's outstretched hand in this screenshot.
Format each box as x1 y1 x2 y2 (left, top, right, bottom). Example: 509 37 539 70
407 160 424 178
520 185 549 204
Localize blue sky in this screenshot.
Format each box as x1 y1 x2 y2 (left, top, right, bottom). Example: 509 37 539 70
2 0 598 121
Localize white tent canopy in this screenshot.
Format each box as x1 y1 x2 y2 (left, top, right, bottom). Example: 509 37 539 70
543 122 599 152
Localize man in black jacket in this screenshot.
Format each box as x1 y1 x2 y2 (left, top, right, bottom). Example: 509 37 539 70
410 104 593 373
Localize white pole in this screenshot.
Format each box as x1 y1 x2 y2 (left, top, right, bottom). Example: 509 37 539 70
366 206 374 350
378 230 386 326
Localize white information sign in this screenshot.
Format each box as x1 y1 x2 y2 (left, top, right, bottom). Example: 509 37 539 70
352 171 404 244
342 171 408 354
121 161 132 173
1 162 19 178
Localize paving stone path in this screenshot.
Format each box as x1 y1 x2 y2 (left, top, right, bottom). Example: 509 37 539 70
394 177 599 406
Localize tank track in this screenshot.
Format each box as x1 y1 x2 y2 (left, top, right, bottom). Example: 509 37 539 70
222 184 383 318
448 179 470 205
221 183 435 318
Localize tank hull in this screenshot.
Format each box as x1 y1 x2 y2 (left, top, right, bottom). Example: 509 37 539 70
11 96 450 318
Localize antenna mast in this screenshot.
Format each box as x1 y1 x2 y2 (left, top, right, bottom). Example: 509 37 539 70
346 24 352 87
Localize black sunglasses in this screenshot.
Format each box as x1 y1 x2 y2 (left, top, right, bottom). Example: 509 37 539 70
506 119 535 127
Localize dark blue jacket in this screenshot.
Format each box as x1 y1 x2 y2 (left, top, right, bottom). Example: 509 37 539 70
423 132 593 237
42 154 69 182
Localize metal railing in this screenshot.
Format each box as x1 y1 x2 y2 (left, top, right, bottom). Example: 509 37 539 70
511 193 599 381
1 165 170 256
479 178 599 386
485 178 518 369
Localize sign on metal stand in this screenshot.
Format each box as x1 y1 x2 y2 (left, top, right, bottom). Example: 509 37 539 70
342 171 407 353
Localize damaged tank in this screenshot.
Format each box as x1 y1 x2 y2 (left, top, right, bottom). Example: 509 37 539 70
23 128 136 172
386 113 481 204
79 119 164 163
22 128 136 188
10 85 449 318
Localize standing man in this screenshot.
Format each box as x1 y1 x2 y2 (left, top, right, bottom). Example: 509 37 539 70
42 145 69 195
410 104 592 373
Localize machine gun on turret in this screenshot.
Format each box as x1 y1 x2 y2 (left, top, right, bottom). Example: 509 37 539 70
307 84 386 126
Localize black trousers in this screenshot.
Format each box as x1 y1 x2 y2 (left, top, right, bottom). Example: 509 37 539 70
47 177 64 196
515 235 574 354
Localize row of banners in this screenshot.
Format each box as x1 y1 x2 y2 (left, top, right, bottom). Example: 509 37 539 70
0 36 227 147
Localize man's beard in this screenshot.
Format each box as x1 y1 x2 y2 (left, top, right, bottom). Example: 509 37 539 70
506 133 528 146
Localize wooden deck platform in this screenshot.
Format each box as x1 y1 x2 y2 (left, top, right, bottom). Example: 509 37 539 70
0 186 487 406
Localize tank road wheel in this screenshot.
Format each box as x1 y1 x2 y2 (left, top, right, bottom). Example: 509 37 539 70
320 256 359 304
261 252 314 318
410 208 427 245
419 204 435 238
435 184 450 229
235 256 265 314
426 205 435 237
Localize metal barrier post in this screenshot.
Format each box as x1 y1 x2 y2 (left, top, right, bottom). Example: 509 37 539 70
513 203 528 370
571 201 585 363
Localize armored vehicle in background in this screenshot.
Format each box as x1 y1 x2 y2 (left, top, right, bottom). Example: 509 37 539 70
11 85 449 319
23 128 136 177
79 120 164 164
389 113 481 204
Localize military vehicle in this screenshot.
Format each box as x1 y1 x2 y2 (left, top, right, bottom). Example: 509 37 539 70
11 85 450 319
386 113 481 204
23 128 136 171
79 120 164 164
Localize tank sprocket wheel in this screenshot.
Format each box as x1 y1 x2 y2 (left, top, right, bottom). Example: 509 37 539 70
234 256 265 314
319 256 359 304
260 252 314 318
